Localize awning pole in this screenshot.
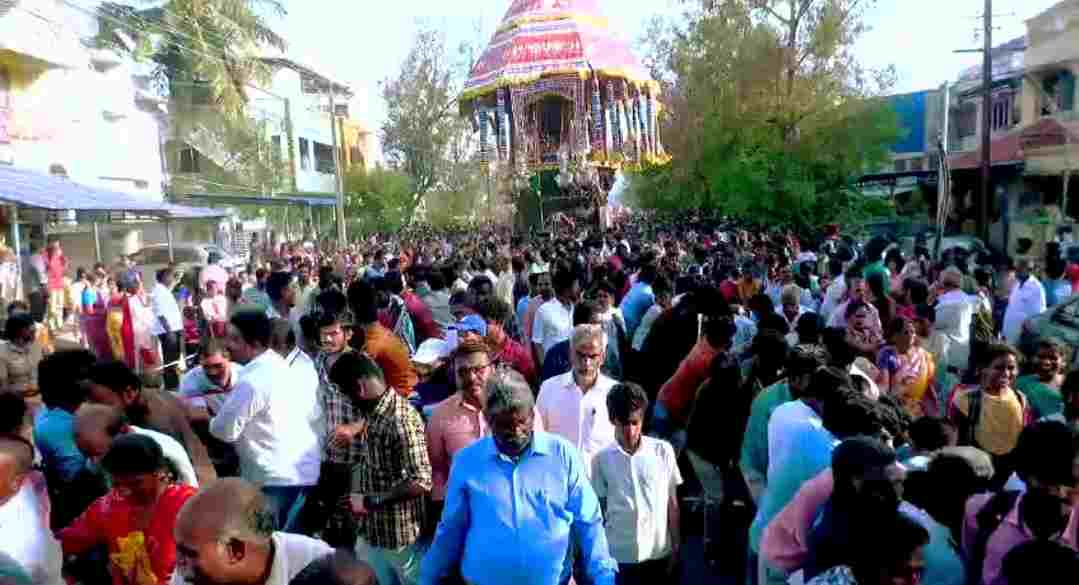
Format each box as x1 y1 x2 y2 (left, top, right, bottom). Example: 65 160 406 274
166 220 174 262
10 205 21 302
92 221 102 263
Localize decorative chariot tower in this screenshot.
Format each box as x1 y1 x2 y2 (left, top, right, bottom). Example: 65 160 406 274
460 0 665 230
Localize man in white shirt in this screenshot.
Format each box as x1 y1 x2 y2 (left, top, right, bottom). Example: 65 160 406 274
1002 258 1048 345
592 383 682 583
173 478 366 585
179 340 240 417
150 268 184 390
74 403 200 487
537 324 617 475
934 267 974 373
211 310 324 531
0 438 62 585
532 269 580 369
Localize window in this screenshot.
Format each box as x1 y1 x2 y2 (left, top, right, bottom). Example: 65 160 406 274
179 148 200 173
299 138 310 170
929 154 940 170
991 93 1013 131
956 102 978 139
894 159 908 173
174 248 202 263
314 142 335 174
271 135 282 160
1043 71 1076 115
910 158 924 171
334 104 349 117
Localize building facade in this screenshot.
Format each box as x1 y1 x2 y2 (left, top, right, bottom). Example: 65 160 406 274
0 0 165 200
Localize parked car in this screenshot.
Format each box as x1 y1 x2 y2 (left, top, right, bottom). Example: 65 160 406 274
129 242 244 287
1019 294 1079 367
899 234 989 259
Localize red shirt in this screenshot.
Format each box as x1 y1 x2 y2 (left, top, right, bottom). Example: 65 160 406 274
45 251 66 291
403 290 441 342
492 337 537 386
59 484 198 585
657 338 719 423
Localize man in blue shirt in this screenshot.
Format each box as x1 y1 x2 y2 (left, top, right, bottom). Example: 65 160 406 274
421 372 617 585
32 349 106 529
619 265 658 340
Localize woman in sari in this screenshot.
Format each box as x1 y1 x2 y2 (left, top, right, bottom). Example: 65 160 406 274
844 301 884 362
58 434 197 585
876 316 937 418
107 277 137 370
1014 338 1067 420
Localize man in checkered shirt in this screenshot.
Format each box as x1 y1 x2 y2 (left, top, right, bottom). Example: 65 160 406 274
330 351 431 585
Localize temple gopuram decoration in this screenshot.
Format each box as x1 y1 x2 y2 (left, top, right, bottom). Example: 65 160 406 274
460 0 666 230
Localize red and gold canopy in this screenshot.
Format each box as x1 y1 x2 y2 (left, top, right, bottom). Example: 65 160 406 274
462 0 656 101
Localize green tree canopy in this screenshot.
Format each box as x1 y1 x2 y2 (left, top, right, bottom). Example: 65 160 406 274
628 0 900 228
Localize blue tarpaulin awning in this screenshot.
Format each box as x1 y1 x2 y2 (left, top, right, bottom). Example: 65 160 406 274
0 165 224 218
175 192 338 207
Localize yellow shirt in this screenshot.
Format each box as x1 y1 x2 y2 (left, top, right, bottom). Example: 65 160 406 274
952 388 1025 455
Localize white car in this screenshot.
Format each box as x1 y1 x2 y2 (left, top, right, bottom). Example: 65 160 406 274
130 243 244 286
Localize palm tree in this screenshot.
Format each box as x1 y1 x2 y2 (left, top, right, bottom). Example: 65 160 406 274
96 0 287 120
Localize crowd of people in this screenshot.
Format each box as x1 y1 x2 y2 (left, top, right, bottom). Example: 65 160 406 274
0 217 1078 585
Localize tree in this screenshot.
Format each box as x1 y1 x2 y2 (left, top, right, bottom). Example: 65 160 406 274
381 26 478 220
96 0 287 120
627 0 900 229
343 166 415 235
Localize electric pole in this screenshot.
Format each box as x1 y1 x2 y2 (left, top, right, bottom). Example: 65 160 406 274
979 0 992 242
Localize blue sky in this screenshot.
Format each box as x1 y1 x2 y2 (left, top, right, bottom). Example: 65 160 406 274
269 0 1060 160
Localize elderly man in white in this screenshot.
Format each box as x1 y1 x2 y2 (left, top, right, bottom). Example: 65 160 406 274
1002 258 1048 345
933 267 974 374
536 324 617 475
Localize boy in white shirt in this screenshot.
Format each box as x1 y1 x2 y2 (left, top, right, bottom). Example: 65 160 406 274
592 382 682 585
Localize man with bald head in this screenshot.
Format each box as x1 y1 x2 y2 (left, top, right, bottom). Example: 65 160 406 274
0 437 62 584
74 404 199 487
172 478 334 585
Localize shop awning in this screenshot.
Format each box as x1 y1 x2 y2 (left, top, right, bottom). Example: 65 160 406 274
0 164 224 218
174 192 339 207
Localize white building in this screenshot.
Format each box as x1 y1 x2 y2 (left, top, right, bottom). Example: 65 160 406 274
0 0 165 201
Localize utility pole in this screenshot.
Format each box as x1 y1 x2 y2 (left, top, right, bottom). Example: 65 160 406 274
328 86 347 249
979 0 992 242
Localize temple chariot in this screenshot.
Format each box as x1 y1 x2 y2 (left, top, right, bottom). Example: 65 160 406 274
460 0 666 231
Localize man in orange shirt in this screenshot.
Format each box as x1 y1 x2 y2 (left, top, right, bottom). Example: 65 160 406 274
348 279 417 396
654 313 737 447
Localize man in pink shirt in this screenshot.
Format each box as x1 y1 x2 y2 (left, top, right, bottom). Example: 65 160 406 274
44 239 67 332
425 340 541 510
961 421 1079 585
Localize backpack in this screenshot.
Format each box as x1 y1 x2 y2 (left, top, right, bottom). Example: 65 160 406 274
969 490 1022 585
971 297 995 343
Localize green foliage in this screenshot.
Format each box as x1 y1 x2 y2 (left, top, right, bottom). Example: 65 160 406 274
96 0 286 120
627 0 901 229
380 27 460 209
344 167 415 235
380 24 492 226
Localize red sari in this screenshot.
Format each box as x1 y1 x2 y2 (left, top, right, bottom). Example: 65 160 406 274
58 484 197 585
107 292 136 369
